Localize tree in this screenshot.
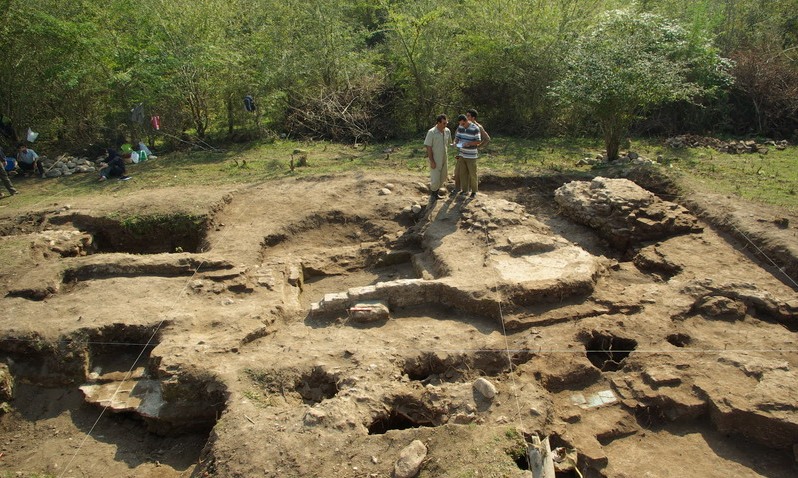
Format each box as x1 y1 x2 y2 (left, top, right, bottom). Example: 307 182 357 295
383 0 460 132
551 8 733 160
458 0 603 136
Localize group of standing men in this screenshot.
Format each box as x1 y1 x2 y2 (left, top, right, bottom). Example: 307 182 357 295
423 109 490 202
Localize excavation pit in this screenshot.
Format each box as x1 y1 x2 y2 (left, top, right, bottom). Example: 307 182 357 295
261 211 389 254
245 366 341 406
367 396 440 435
403 350 534 384
585 332 638 372
0 332 223 474
5 383 210 475
295 366 339 404
666 333 692 348
50 213 208 254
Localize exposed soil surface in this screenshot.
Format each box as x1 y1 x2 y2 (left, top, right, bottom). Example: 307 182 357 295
0 168 796 478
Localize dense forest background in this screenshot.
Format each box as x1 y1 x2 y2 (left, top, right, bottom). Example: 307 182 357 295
1 0 796 153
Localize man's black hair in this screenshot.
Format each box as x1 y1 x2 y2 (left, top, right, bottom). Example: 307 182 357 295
436 114 447 123
466 108 478 119
457 114 467 122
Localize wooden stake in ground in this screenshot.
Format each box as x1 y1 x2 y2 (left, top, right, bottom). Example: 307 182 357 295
527 435 556 478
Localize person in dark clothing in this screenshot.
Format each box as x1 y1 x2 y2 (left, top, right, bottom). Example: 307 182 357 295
0 146 19 197
98 148 129 181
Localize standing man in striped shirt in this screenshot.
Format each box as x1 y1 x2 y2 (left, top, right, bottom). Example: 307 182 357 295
453 114 481 198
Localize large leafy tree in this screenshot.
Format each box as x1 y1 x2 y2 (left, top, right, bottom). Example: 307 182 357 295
551 8 733 160
458 0 603 135
0 0 113 147
383 0 459 132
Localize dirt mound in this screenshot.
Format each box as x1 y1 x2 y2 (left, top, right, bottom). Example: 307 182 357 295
0 171 796 477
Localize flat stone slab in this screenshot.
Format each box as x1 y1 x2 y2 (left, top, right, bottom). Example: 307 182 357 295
491 245 600 283
349 301 390 323
80 377 164 418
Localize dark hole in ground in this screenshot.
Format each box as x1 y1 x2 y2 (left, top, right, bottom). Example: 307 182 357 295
51 213 208 254
368 410 424 435
403 350 534 384
367 396 438 435
666 333 691 347
295 366 339 404
515 453 530 470
368 409 434 435
556 470 579 477
585 332 637 372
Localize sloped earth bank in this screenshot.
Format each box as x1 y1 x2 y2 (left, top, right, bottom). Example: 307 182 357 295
0 169 796 478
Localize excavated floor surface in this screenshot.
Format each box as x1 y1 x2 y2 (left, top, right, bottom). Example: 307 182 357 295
0 171 796 478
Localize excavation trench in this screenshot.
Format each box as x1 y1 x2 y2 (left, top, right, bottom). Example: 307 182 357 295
49 212 209 254
0 324 226 472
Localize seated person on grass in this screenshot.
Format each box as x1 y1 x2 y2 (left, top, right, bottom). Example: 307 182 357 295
16 143 44 177
98 149 130 181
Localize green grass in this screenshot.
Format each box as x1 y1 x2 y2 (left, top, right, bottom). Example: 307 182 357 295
2 137 796 210
668 148 797 207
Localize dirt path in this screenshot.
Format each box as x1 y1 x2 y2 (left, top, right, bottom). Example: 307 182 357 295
0 170 796 477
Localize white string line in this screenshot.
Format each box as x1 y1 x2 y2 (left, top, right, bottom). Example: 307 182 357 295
57 193 247 478
4 174 791 473
58 278 200 477
4 335 798 354
0 163 174 477
731 224 798 289
481 225 531 465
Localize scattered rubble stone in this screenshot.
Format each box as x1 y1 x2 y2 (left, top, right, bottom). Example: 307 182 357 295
665 135 789 154
694 296 748 321
473 377 498 399
0 363 13 413
394 440 427 478
40 155 97 178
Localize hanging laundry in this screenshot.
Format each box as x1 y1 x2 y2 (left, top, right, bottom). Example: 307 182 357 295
26 127 39 142
243 95 257 112
131 103 145 124
151 116 161 130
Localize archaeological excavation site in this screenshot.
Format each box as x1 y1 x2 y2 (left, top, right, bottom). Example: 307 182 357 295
0 169 796 477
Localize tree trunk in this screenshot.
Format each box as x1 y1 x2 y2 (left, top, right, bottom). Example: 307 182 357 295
601 117 622 161
605 134 620 161
227 95 235 136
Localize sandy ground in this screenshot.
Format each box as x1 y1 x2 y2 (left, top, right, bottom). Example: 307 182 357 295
0 169 796 478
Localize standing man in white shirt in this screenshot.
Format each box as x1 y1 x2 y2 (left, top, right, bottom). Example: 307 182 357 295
423 114 451 203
